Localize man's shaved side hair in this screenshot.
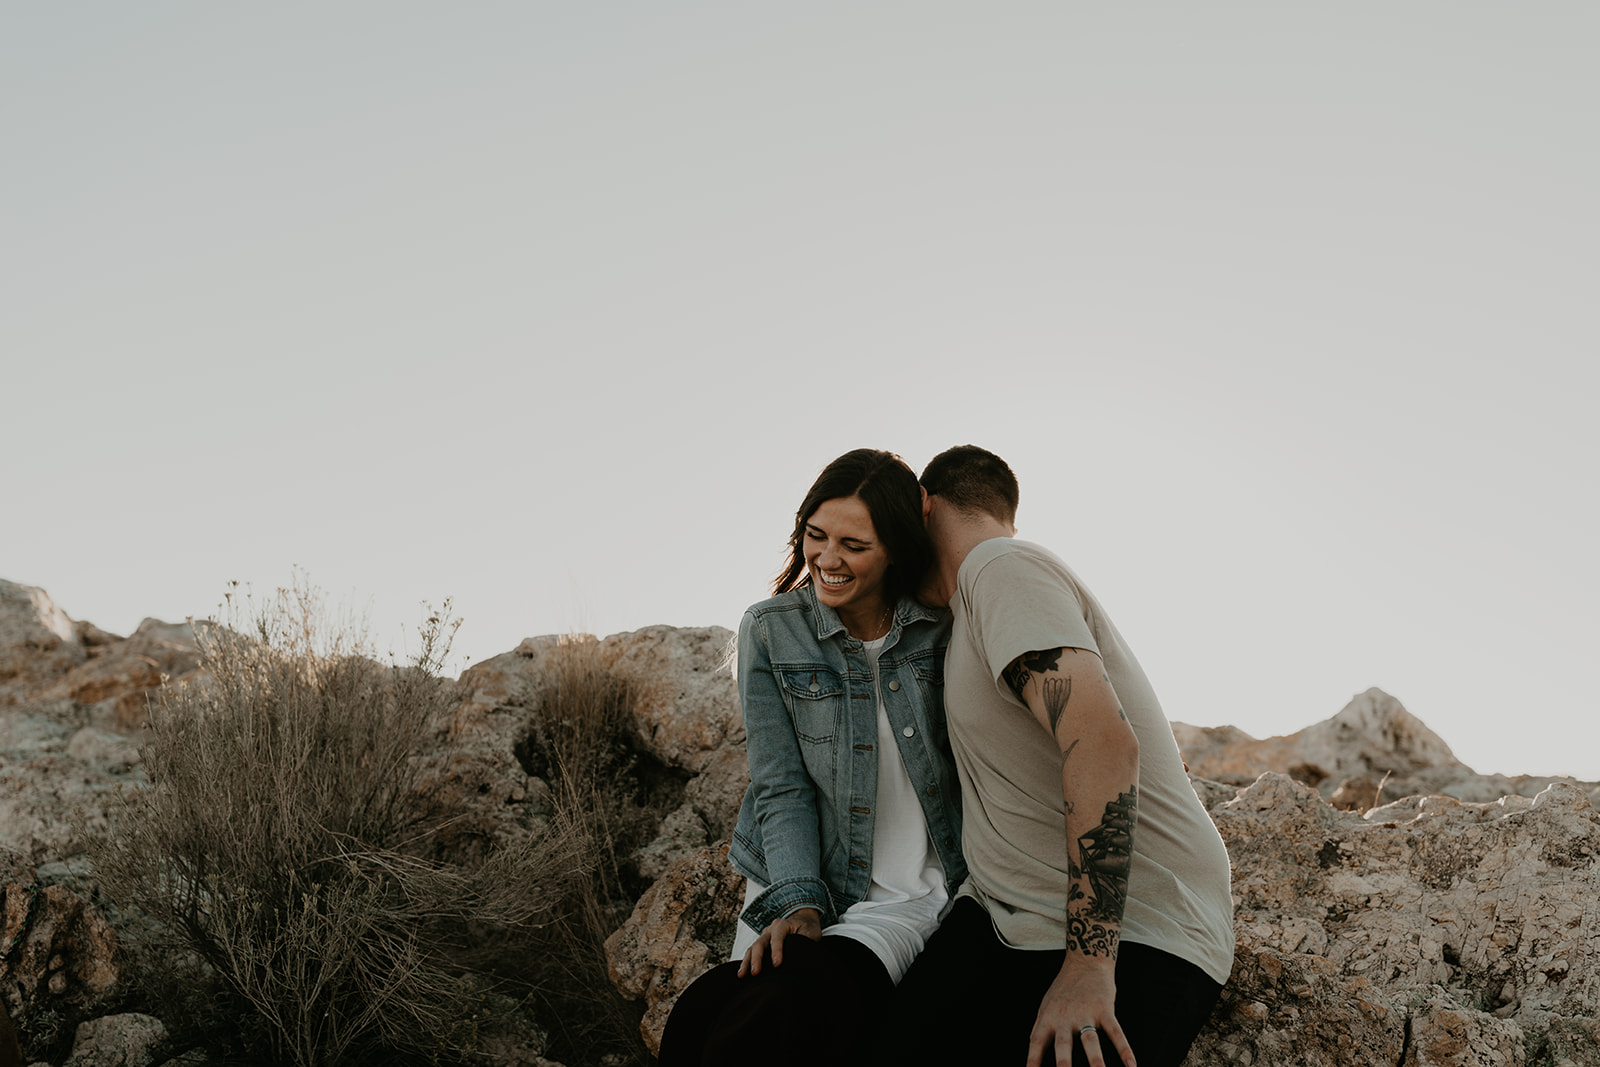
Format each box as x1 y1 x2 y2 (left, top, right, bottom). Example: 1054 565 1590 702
920 445 1019 526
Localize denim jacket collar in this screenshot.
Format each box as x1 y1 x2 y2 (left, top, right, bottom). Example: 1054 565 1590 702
804 582 943 646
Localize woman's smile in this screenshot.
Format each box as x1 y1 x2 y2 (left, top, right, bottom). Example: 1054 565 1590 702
802 495 892 627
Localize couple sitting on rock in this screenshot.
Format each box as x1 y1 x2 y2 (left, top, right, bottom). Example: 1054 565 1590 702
657 446 1235 1067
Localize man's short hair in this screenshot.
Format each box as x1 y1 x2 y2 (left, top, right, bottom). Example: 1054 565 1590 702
920 445 1019 525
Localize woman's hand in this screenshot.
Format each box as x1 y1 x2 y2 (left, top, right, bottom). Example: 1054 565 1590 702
738 908 823 977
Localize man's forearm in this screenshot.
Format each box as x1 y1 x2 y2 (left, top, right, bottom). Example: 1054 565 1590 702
1063 772 1138 957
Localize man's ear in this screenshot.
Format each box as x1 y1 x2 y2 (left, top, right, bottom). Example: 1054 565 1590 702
920 486 932 522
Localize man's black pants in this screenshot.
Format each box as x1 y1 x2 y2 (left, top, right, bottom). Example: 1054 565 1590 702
872 897 1224 1066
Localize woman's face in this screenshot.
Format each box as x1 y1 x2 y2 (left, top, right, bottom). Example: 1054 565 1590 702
803 495 893 616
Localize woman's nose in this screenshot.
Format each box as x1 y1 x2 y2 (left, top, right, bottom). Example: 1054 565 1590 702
817 543 840 569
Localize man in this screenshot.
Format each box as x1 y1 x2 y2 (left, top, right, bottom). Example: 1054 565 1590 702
881 446 1234 1067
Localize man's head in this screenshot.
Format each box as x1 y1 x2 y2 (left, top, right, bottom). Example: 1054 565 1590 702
915 446 1019 608
919 445 1019 526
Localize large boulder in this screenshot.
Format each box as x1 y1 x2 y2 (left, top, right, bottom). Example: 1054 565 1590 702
596 626 743 774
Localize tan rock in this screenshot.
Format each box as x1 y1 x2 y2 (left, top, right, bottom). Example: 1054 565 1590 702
1186 773 1600 1065
597 625 741 773
62 1013 168 1067
39 618 205 732
0 582 85 702
0 884 120 1032
603 842 745 1056
1177 688 1465 794
0 582 78 657
1403 997 1526 1067
447 627 746 852
0 754 128 862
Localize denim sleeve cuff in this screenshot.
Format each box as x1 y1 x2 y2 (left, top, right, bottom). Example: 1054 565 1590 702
741 876 835 933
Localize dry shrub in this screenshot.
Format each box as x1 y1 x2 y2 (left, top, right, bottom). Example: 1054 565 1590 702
515 636 661 1066
93 582 591 1067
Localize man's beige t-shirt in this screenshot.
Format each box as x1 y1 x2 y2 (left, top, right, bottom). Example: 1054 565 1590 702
947 537 1235 985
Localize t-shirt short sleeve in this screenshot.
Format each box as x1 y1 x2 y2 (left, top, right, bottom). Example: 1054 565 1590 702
964 542 1102 687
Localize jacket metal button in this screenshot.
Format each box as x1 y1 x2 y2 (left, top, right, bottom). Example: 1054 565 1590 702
902 726 914 738
887 680 900 691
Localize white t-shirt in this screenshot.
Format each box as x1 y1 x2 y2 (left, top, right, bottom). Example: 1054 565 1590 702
731 635 949 983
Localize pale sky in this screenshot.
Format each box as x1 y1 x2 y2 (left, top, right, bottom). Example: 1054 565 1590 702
5 5 1596 779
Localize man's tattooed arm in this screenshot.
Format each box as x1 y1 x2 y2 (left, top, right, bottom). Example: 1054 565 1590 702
1002 647 1061 702
1066 786 1138 956
1003 646 1141 954
1042 675 1072 735
1004 648 1077 736
1007 645 1141 1062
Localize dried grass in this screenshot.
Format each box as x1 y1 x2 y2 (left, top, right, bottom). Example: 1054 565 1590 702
515 636 658 1065
93 581 591 1067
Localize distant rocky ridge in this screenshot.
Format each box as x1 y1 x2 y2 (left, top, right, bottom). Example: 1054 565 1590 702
2 578 1598 1067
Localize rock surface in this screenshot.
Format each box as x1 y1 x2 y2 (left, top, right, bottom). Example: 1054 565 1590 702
1 883 121 1051
61 1013 167 1067
0 584 205 867
603 844 745 1058
1190 772 1600 1066
1174 688 1600 811
7 580 1600 1066
444 627 745 869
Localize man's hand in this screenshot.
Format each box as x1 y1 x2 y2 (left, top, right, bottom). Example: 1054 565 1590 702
738 907 822 976
1026 956 1135 1067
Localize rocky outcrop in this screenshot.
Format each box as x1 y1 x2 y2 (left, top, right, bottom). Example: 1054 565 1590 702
1174 688 1600 811
1190 772 1600 1066
8 579 1600 1066
597 627 745 843
35 620 204 734
601 687 1600 1060
0 582 83 695
0 584 205 867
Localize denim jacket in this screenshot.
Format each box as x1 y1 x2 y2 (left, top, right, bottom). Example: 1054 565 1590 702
729 584 966 934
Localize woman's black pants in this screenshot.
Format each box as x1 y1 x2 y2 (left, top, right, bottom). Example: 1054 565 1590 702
659 934 893 1067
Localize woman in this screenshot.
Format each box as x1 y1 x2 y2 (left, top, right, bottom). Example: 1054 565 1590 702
659 449 966 1067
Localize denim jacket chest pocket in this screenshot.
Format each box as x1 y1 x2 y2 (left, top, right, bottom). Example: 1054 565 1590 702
774 663 844 739
774 663 844 785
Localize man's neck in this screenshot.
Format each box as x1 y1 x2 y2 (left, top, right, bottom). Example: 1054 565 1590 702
931 513 1014 605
